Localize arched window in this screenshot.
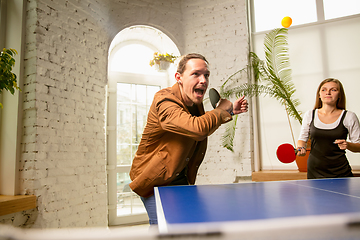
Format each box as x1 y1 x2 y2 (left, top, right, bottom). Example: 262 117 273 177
107 25 180 225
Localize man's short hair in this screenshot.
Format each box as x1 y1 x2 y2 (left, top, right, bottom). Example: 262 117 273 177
177 53 209 74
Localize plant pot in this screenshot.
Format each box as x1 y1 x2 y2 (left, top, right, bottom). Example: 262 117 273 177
295 148 310 172
155 61 170 71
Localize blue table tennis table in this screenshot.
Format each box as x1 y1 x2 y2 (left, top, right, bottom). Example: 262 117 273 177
155 177 360 239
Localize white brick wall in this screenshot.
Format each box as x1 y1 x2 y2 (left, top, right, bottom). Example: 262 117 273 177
181 0 252 184
0 0 250 228
106 0 184 53
21 0 108 228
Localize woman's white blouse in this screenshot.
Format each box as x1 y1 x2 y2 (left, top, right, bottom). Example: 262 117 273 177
298 109 360 144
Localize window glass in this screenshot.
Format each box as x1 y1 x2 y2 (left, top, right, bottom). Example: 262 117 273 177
116 83 160 217
110 44 157 74
323 0 360 20
253 0 317 32
116 172 145 216
116 83 160 166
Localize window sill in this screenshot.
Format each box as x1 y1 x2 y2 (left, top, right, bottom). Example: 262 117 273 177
0 195 36 216
252 170 307 182
252 170 360 182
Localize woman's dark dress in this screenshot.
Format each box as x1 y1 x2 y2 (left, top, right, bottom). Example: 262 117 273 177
308 110 353 179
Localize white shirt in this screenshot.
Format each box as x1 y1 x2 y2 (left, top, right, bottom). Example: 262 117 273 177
298 109 360 144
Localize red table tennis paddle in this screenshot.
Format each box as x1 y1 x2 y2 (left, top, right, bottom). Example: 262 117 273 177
276 143 298 163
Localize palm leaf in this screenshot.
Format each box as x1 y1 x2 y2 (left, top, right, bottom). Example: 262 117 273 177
219 28 303 151
263 28 302 124
221 114 238 152
222 83 274 99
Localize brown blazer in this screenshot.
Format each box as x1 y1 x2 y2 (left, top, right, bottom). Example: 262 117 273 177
129 84 232 197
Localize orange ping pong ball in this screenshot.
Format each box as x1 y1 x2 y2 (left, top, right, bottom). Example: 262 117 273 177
281 16 292 28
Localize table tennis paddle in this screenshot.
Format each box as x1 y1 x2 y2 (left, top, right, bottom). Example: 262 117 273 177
209 88 220 109
276 143 298 163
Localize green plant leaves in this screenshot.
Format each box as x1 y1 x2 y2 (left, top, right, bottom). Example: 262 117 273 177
221 114 238 151
0 48 20 108
220 28 302 152
149 52 178 67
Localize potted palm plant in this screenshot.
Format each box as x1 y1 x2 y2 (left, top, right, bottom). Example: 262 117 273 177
220 28 308 171
0 48 20 108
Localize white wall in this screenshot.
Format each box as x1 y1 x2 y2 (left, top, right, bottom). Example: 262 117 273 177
21 0 109 228
181 0 252 184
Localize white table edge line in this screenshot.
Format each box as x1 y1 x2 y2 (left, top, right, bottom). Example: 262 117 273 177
154 187 168 233
288 181 360 199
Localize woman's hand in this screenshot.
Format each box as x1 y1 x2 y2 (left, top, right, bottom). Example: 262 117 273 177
334 139 348 150
296 146 307 156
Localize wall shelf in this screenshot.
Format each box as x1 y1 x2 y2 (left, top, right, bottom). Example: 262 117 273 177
0 195 36 216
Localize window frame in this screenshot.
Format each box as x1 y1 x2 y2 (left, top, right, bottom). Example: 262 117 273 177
107 44 172 225
250 0 360 33
0 0 25 196
249 0 360 171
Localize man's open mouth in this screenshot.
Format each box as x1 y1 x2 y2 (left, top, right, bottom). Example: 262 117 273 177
195 88 205 96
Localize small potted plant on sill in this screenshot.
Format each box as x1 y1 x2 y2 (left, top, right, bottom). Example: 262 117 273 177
0 48 20 108
149 52 178 71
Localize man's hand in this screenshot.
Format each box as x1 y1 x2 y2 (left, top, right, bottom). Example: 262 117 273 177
216 96 248 116
217 99 233 114
233 96 248 115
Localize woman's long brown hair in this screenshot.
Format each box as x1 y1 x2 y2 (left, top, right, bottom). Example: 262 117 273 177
314 78 346 110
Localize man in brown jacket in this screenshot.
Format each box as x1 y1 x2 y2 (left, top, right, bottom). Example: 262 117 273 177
129 53 248 224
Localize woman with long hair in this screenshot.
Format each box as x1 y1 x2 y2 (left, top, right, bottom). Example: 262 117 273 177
297 78 360 179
